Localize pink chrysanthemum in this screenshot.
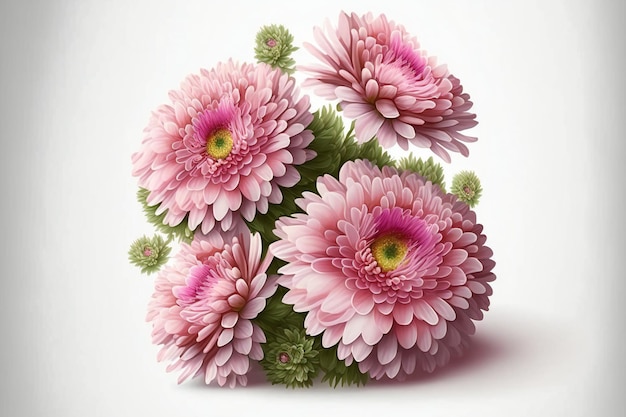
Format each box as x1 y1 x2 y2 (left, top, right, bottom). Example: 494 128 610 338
132 60 315 235
147 229 277 387
271 159 495 380
300 11 477 162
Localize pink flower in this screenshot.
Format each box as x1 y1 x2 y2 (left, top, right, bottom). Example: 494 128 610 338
300 11 477 162
147 229 277 387
271 160 495 380
132 60 315 235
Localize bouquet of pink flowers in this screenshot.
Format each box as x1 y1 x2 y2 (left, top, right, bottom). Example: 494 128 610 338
129 11 496 388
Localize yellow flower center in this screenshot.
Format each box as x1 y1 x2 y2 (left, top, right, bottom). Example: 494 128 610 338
371 234 409 272
206 128 233 159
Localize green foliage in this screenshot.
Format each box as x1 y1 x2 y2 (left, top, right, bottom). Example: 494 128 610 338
246 106 392 245
339 120 394 171
137 188 194 243
254 285 304 333
255 285 370 387
318 344 369 387
128 234 171 275
254 24 298 74
451 170 483 207
297 106 392 181
397 154 447 192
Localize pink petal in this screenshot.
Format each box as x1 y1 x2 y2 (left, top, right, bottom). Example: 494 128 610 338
322 324 344 347
354 111 384 142
320 287 353 314
217 328 234 347
215 344 233 366
392 303 414 326
229 354 249 375
239 176 261 202
212 191 230 221
413 300 439 325
233 337 252 355
351 291 375 315
392 119 416 139
204 362 218 384
221 312 239 328
446 249 468 266
428 297 456 321
343 102 375 118
377 334 398 365
375 99 400 118
295 235 329 254
395 322 418 349
234 319 253 339
350 338 374 362
417 323 433 352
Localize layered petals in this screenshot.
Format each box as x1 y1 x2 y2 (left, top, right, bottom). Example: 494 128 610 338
300 11 477 162
147 230 277 387
132 60 315 235
271 160 495 380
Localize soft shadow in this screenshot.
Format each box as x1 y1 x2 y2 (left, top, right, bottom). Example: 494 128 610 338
368 331 519 388
182 332 517 390
183 309 557 391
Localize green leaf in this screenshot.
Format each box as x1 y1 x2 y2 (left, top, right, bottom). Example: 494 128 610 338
137 188 194 243
397 154 447 192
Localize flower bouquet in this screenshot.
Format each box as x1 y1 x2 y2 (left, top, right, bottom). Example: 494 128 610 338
129 11 496 388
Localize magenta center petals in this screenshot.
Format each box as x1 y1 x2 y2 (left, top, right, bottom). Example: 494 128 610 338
374 207 433 247
192 100 238 147
385 32 427 80
346 207 439 306
176 264 218 306
178 100 247 180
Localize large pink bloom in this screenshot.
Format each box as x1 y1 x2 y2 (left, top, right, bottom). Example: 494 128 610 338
300 12 477 162
132 60 314 235
271 160 495 380
147 229 277 387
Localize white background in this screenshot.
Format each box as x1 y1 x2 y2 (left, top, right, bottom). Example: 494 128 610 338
1 0 624 416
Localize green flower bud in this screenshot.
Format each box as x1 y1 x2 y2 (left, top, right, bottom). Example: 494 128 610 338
254 24 298 74
128 234 171 275
451 170 483 207
260 327 320 388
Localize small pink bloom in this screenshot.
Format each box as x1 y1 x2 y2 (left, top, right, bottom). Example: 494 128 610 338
147 229 277 387
300 11 477 162
271 160 495 380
